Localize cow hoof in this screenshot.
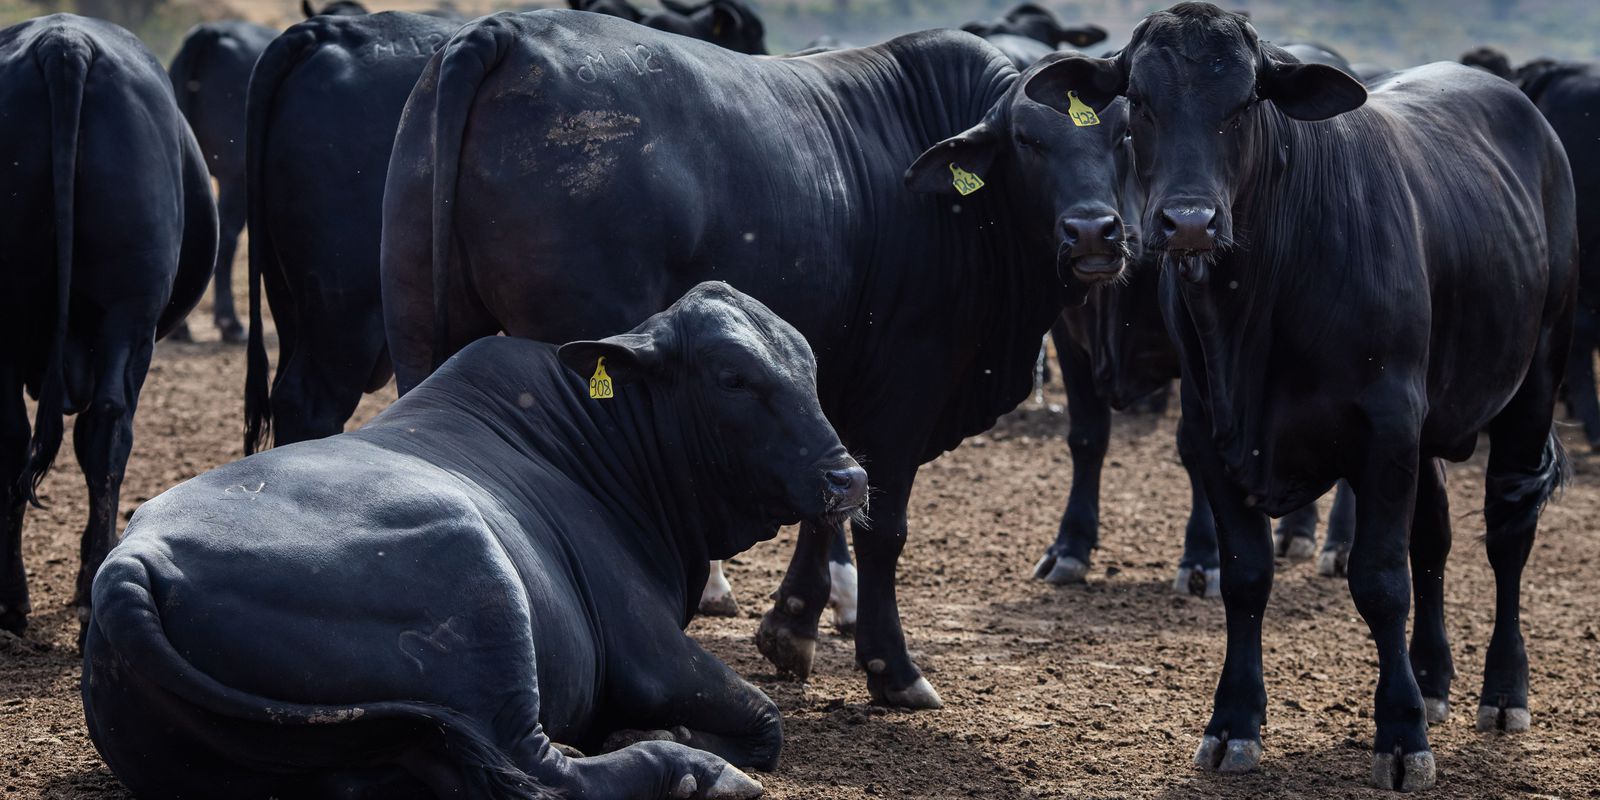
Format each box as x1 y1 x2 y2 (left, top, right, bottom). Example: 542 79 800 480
1032 553 1089 585
1372 750 1436 792
167 322 193 343
1475 704 1530 733
1174 566 1221 598
1318 548 1350 577
553 742 586 758
755 611 816 680
1283 535 1316 560
1193 735 1260 773
871 675 944 710
0 601 30 636
827 561 858 635
216 318 247 344
705 765 763 799
1424 698 1450 725
699 593 739 617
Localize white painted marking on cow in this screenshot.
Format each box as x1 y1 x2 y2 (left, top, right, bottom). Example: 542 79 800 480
225 482 265 494
828 561 858 631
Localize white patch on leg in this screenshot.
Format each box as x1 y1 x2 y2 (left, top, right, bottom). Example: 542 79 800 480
828 561 858 632
698 561 739 617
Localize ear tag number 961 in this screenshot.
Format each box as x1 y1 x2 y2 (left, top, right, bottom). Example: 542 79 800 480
949 163 985 196
590 357 614 399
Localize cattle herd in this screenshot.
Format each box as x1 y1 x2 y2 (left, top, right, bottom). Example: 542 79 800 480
0 0 1594 797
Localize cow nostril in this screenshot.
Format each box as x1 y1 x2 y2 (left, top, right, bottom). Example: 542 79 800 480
1160 212 1179 237
825 467 866 499
1160 207 1218 249
1095 217 1121 242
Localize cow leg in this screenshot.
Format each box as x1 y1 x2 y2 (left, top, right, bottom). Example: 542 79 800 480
603 632 783 772
71 338 150 637
698 561 738 617
1181 406 1271 774
1272 502 1318 560
210 178 247 343
0 369 30 635
1562 304 1600 449
1346 412 1434 792
825 526 857 634
1033 323 1109 585
755 520 833 680
1477 349 1565 735
1173 418 1220 598
1319 479 1358 577
268 294 397 447
1409 459 1454 726
851 471 941 709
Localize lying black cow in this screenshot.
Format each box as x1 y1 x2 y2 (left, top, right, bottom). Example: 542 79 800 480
1060 3 1575 790
1463 47 1600 450
382 11 1133 707
85 283 852 799
243 11 462 453
570 0 767 54
0 14 216 636
166 19 275 343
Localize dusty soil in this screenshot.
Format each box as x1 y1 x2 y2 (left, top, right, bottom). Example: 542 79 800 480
3 256 1599 798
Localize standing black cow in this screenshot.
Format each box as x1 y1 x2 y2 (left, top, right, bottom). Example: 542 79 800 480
85 282 855 799
243 11 462 454
302 0 370 16
166 20 275 343
1463 47 1600 451
1059 3 1575 790
569 0 767 54
961 3 1107 52
382 11 1134 708
0 14 217 636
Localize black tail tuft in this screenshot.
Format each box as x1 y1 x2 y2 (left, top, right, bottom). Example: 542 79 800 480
1485 428 1569 538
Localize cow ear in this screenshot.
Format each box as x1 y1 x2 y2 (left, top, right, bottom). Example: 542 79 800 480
1025 55 1125 113
1052 24 1108 49
1258 60 1367 121
904 122 1001 196
558 333 662 386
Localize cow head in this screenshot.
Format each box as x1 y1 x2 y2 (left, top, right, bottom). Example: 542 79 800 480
1048 3 1366 281
647 0 768 55
568 0 645 24
302 0 368 17
961 3 1108 50
558 283 865 556
905 53 1136 285
1461 46 1514 79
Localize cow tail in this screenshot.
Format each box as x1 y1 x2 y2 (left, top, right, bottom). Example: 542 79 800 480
243 26 318 455
91 555 559 799
428 19 512 372
19 36 90 506
166 25 214 124
1485 430 1570 540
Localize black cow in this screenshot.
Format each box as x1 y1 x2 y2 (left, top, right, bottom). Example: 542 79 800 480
961 3 1107 51
166 20 275 343
243 11 461 454
570 0 767 54
1463 48 1600 451
382 11 1133 707
1059 3 1575 790
0 14 216 636
85 282 856 799
302 0 370 16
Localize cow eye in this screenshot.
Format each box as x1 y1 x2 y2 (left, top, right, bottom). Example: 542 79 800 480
1015 132 1042 150
718 370 747 392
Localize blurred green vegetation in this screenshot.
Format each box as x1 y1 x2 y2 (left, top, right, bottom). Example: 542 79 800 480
0 0 1593 70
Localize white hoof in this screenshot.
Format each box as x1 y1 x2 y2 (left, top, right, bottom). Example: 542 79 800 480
1424 697 1450 725
1284 536 1316 560
884 676 944 710
1372 750 1436 792
1034 553 1089 585
1174 566 1221 598
1318 548 1350 577
699 561 739 617
827 561 858 633
1476 704 1531 732
706 765 764 799
1193 735 1260 773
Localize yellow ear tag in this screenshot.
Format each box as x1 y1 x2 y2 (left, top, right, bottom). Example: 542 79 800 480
589 357 614 399
949 163 985 196
1066 91 1101 127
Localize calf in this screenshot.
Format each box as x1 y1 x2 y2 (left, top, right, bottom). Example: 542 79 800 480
167 19 276 342
382 12 1133 707
1060 3 1575 789
85 283 853 799
0 14 216 636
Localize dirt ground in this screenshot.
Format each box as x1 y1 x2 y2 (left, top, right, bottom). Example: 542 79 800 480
2 258 1599 799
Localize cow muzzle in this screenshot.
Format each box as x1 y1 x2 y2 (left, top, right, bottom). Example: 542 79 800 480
1058 213 1127 283
819 460 868 525
1156 204 1218 253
